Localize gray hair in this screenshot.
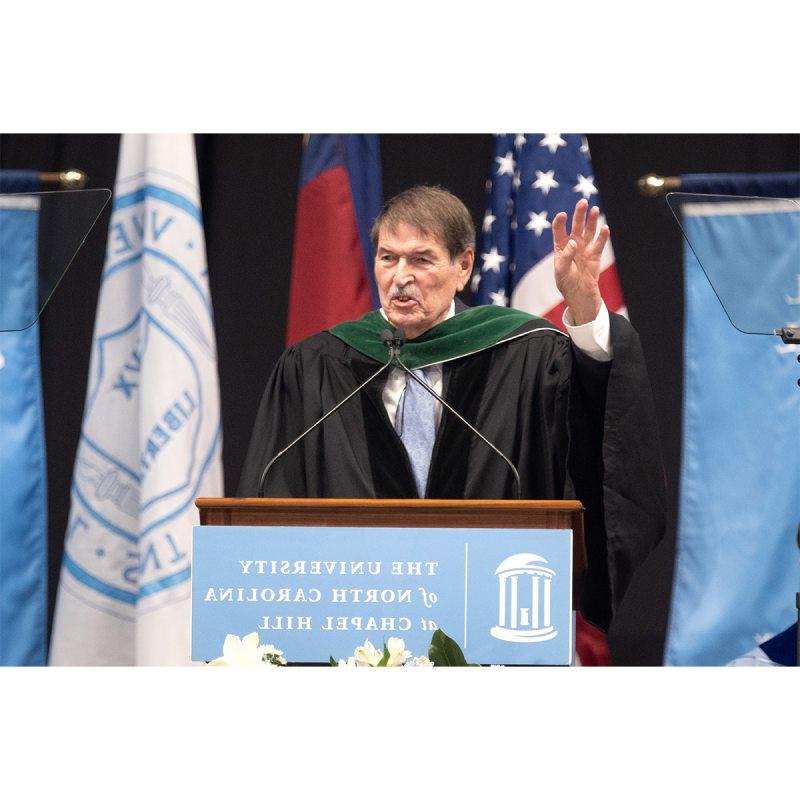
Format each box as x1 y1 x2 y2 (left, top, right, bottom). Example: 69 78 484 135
370 185 476 261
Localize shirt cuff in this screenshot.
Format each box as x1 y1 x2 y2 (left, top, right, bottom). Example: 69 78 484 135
562 301 613 362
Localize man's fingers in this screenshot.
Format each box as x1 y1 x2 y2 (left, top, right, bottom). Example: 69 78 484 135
583 205 599 243
591 224 610 255
552 211 568 249
556 239 577 270
571 198 588 239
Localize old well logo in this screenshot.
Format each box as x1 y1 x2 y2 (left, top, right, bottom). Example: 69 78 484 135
490 553 558 643
62 166 221 620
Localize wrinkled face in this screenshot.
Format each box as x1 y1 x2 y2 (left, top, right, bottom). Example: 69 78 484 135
374 222 474 339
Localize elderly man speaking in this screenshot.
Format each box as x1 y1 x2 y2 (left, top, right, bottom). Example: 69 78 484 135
238 186 664 631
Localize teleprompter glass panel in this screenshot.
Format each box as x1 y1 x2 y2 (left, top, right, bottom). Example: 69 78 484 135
0 188 111 332
667 192 800 337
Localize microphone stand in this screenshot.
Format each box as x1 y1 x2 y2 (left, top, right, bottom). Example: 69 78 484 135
392 350 522 501
257 337 401 498
257 326 522 500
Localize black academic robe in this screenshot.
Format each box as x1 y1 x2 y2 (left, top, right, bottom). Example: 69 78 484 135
237 309 665 631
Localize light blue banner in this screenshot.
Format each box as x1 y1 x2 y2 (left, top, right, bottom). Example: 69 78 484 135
192 526 574 665
0 184 47 665
666 203 800 665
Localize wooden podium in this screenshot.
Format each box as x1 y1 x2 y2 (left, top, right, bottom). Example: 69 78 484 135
196 498 586 606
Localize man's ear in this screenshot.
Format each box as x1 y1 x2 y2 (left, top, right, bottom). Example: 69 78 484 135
455 247 475 292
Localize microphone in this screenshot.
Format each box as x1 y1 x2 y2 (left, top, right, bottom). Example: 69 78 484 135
258 325 522 500
257 329 398 497
380 327 406 354
391 348 523 501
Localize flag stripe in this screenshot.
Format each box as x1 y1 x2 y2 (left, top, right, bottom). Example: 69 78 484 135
286 166 374 345
598 263 626 313
114 185 203 222
286 135 382 346
537 267 626 331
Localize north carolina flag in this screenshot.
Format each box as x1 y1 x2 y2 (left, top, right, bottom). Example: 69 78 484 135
286 135 382 345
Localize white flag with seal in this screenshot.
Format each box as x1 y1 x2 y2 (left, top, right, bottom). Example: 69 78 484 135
50 134 222 665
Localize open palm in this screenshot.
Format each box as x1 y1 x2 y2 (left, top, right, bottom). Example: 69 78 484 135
552 199 609 324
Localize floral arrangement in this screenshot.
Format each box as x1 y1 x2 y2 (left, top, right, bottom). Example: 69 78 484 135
208 629 474 667
207 632 287 667
331 636 432 667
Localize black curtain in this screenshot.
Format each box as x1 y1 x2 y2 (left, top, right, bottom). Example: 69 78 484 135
1 132 797 664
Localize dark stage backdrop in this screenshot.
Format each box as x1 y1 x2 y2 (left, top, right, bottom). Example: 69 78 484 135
1 133 797 665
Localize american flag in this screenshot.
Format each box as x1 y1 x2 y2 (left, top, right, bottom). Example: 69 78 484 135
473 133 626 327
473 134 623 666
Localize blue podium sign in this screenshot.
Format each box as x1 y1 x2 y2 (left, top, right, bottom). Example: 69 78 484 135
191 525 573 665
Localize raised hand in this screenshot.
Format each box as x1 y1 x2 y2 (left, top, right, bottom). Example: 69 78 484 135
552 198 610 325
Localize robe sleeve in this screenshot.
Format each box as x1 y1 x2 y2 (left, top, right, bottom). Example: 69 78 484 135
569 312 666 631
236 344 314 498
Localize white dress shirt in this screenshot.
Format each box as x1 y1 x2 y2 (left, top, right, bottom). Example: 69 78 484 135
380 300 613 428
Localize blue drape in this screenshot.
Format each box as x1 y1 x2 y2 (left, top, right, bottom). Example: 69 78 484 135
0 171 47 665
665 172 800 665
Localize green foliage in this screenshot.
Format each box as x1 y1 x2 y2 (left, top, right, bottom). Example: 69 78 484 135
328 629 479 666
428 629 475 667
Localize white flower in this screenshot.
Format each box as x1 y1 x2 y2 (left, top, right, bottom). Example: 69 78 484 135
337 657 358 668
353 639 383 667
208 633 265 666
386 637 411 667
404 656 434 667
260 644 287 666
207 633 285 667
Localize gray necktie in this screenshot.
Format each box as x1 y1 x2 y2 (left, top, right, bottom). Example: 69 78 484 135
396 368 436 498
